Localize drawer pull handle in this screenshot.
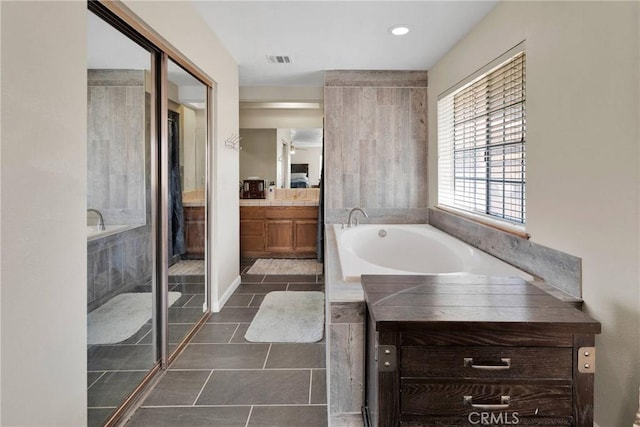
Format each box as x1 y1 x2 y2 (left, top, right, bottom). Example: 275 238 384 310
464 357 511 370
464 395 511 410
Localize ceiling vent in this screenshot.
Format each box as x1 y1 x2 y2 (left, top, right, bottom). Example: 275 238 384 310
266 55 292 64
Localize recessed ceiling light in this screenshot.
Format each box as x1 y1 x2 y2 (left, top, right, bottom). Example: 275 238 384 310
390 25 410 36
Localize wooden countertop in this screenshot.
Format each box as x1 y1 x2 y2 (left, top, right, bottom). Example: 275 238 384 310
362 274 601 334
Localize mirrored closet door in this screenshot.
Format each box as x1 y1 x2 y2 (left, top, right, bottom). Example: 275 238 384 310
86 4 211 426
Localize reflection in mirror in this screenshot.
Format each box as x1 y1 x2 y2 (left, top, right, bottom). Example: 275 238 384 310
240 128 322 190
166 59 208 355
86 9 155 426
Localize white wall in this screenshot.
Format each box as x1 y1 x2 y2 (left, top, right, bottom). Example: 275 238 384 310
240 108 323 129
0 1 4 421
428 2 640 425
124 1 240 310
179 105 198 192
240 86 323 102
1 2 87 425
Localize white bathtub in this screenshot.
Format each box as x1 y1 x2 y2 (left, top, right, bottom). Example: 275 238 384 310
87 225 134 241
334 224 533 282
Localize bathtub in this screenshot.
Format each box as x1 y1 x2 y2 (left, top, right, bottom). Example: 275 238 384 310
87 225 135 241
334 224 533 282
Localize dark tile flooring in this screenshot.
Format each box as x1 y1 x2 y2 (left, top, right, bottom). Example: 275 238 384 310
124 259 327 427
88 272 207 427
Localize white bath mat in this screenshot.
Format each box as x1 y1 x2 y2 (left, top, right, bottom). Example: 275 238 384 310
168 260 205 275
88 292 181 345
246 259 323 275
245 291 325 343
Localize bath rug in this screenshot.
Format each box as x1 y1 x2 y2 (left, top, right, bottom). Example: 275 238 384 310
245 291 324 343
168 260 205 276
246 259 323 275
88 292 181 345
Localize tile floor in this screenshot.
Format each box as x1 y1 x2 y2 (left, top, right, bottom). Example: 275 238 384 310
123 259 327 427
88 268 207 427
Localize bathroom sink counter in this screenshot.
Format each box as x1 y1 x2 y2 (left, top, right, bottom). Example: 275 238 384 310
182 199 204 207
239 199 319 207
182 190 205 207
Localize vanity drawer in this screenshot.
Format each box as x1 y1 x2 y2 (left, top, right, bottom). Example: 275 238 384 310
264 206 318 219
400 381 572 417
240 207 265 219
401 346 572 380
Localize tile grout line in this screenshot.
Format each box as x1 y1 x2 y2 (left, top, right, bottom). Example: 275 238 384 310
244 405 254 427
182 294 197 307
228 323 241 344
308 369 313 404
191 369 215 406
87 371 107 390
247 294 257 307
135 329 152 345
262 344 272 369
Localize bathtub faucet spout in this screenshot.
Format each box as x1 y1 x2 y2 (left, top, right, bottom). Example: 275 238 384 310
347 207 368 228
87 208 106 231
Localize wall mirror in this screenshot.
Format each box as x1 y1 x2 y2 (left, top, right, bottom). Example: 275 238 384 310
239 128 323 189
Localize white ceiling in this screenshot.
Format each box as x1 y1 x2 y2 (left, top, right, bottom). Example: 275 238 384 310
191 1 499 87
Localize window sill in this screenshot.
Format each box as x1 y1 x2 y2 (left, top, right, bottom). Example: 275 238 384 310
434 205 530 240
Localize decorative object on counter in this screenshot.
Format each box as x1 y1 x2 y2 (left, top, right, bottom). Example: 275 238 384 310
246 258 323 275
242 179 266 199
267 181 276 199
244 291 324 343
225 133 242 151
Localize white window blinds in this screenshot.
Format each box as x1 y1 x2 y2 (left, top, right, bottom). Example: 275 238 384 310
438 51 526 224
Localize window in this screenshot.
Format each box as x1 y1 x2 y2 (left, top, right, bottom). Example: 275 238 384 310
438 49 526 225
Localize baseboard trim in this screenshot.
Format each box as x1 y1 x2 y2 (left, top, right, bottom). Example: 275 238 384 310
213 275 241 312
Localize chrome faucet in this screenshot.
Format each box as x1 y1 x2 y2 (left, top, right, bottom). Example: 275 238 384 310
87 208 106 231
347 207 368 228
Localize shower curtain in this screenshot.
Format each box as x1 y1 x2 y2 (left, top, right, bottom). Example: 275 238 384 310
169 112 186 257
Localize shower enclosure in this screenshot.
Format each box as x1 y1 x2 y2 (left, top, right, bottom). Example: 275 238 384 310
86 4 211 426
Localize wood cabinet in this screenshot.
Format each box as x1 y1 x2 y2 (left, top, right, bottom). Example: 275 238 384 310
184 205 204 258
240 206 318 258
362 275 601 427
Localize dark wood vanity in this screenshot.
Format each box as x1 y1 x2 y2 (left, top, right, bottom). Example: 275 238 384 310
184 205 205 258
362 275 601 427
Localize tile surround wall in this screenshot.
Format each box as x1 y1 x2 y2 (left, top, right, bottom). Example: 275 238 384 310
87 70 153 312
429 208 582 298
87 69 146 226
324 70 429 225
87 225 152 312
